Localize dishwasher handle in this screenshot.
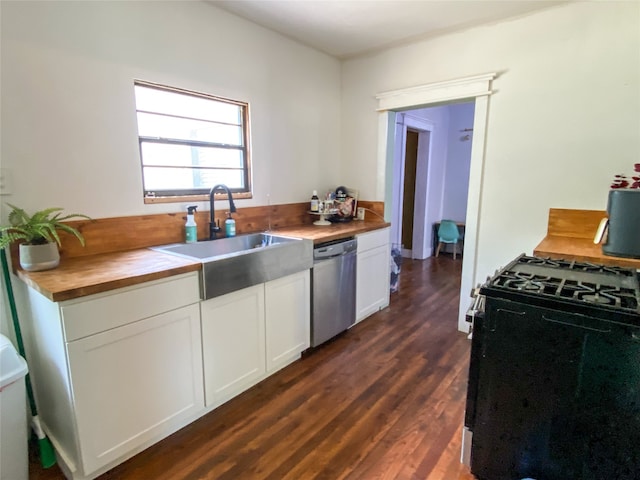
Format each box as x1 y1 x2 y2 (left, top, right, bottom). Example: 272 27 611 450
315 244 340 257
314 238 357 260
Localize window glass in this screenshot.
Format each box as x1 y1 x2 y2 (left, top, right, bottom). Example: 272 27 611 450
136 113 243 146
134 81 250 199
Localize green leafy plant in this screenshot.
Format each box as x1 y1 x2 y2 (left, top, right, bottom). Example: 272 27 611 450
0 204 91 250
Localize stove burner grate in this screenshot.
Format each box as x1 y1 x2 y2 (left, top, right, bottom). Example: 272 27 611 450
579 293 614 305
517 255 635 277
491 269 639 311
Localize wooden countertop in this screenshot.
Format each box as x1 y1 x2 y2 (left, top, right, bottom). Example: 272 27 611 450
534 208 640 269
17 220 389 302
17 250 202 303
534 236 640 269
272 220 390 244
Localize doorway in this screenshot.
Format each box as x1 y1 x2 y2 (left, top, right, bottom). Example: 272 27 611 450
392 103 473 261
377 72 496 332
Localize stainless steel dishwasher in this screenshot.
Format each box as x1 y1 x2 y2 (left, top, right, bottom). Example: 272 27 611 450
311 237 357 347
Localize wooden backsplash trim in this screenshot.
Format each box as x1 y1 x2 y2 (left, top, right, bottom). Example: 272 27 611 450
547 208 607 239
55 201 385 259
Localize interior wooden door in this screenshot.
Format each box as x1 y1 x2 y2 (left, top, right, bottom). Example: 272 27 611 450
402 129 418 250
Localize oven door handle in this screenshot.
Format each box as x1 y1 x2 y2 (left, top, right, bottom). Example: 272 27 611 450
542 314 612 334
496 308 526 316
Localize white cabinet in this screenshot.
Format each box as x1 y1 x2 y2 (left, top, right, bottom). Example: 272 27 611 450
265 270 310 373
200 284 266 408
201 270 310 408
20 264 311 478
66 304 203 475
356 228 391 322
20 273 203 479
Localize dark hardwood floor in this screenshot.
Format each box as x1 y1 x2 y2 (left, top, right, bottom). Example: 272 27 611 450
30 256 475 480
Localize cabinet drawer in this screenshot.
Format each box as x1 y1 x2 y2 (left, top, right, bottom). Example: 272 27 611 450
357 227 390 252
61 273 200 341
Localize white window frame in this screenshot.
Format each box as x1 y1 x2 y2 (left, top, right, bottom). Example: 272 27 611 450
134 80 252 204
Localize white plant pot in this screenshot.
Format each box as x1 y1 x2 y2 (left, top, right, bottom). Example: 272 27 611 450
19 242 60 272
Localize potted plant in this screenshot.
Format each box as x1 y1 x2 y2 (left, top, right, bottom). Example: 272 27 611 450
0 204 91 271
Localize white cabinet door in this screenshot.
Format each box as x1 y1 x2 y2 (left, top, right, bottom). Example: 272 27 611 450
356 243 391 322
265 270 310 374
66 304 204 475
201 284 266 409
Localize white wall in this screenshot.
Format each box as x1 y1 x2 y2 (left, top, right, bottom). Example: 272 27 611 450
0 1 342 220
342 1 640 282
443 102 475 223
0 0 342 337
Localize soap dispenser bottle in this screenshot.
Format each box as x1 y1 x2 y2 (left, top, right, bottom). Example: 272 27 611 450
225 212 236 237
185 206 198 243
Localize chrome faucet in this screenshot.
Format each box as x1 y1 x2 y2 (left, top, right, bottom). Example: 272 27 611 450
209 184 237 240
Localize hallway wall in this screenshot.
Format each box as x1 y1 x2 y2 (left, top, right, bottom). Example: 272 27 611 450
442 102 475 223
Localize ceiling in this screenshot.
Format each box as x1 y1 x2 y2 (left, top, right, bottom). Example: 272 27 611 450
208 0 568 59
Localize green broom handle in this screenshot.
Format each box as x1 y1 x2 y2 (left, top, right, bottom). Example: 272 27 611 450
1 247 38 415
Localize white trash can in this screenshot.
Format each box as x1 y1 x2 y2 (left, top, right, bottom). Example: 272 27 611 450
0 334 29 480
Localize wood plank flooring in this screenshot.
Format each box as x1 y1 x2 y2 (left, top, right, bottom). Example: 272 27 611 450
30 256 475 480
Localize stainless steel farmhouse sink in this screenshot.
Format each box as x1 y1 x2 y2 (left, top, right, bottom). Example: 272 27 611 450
151 233 313 299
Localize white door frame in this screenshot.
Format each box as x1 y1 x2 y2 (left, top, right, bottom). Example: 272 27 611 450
376 73 496 333
392 113 434 259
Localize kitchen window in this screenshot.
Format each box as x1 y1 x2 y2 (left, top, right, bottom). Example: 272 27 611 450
134 81 251 203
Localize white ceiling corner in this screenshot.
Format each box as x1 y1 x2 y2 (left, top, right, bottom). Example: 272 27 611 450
207 0 569 59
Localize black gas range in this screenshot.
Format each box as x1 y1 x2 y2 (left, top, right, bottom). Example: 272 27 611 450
479 254 640 325
464 254 640 480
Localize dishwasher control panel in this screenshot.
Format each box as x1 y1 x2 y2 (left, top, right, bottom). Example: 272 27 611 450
313 237 357 260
